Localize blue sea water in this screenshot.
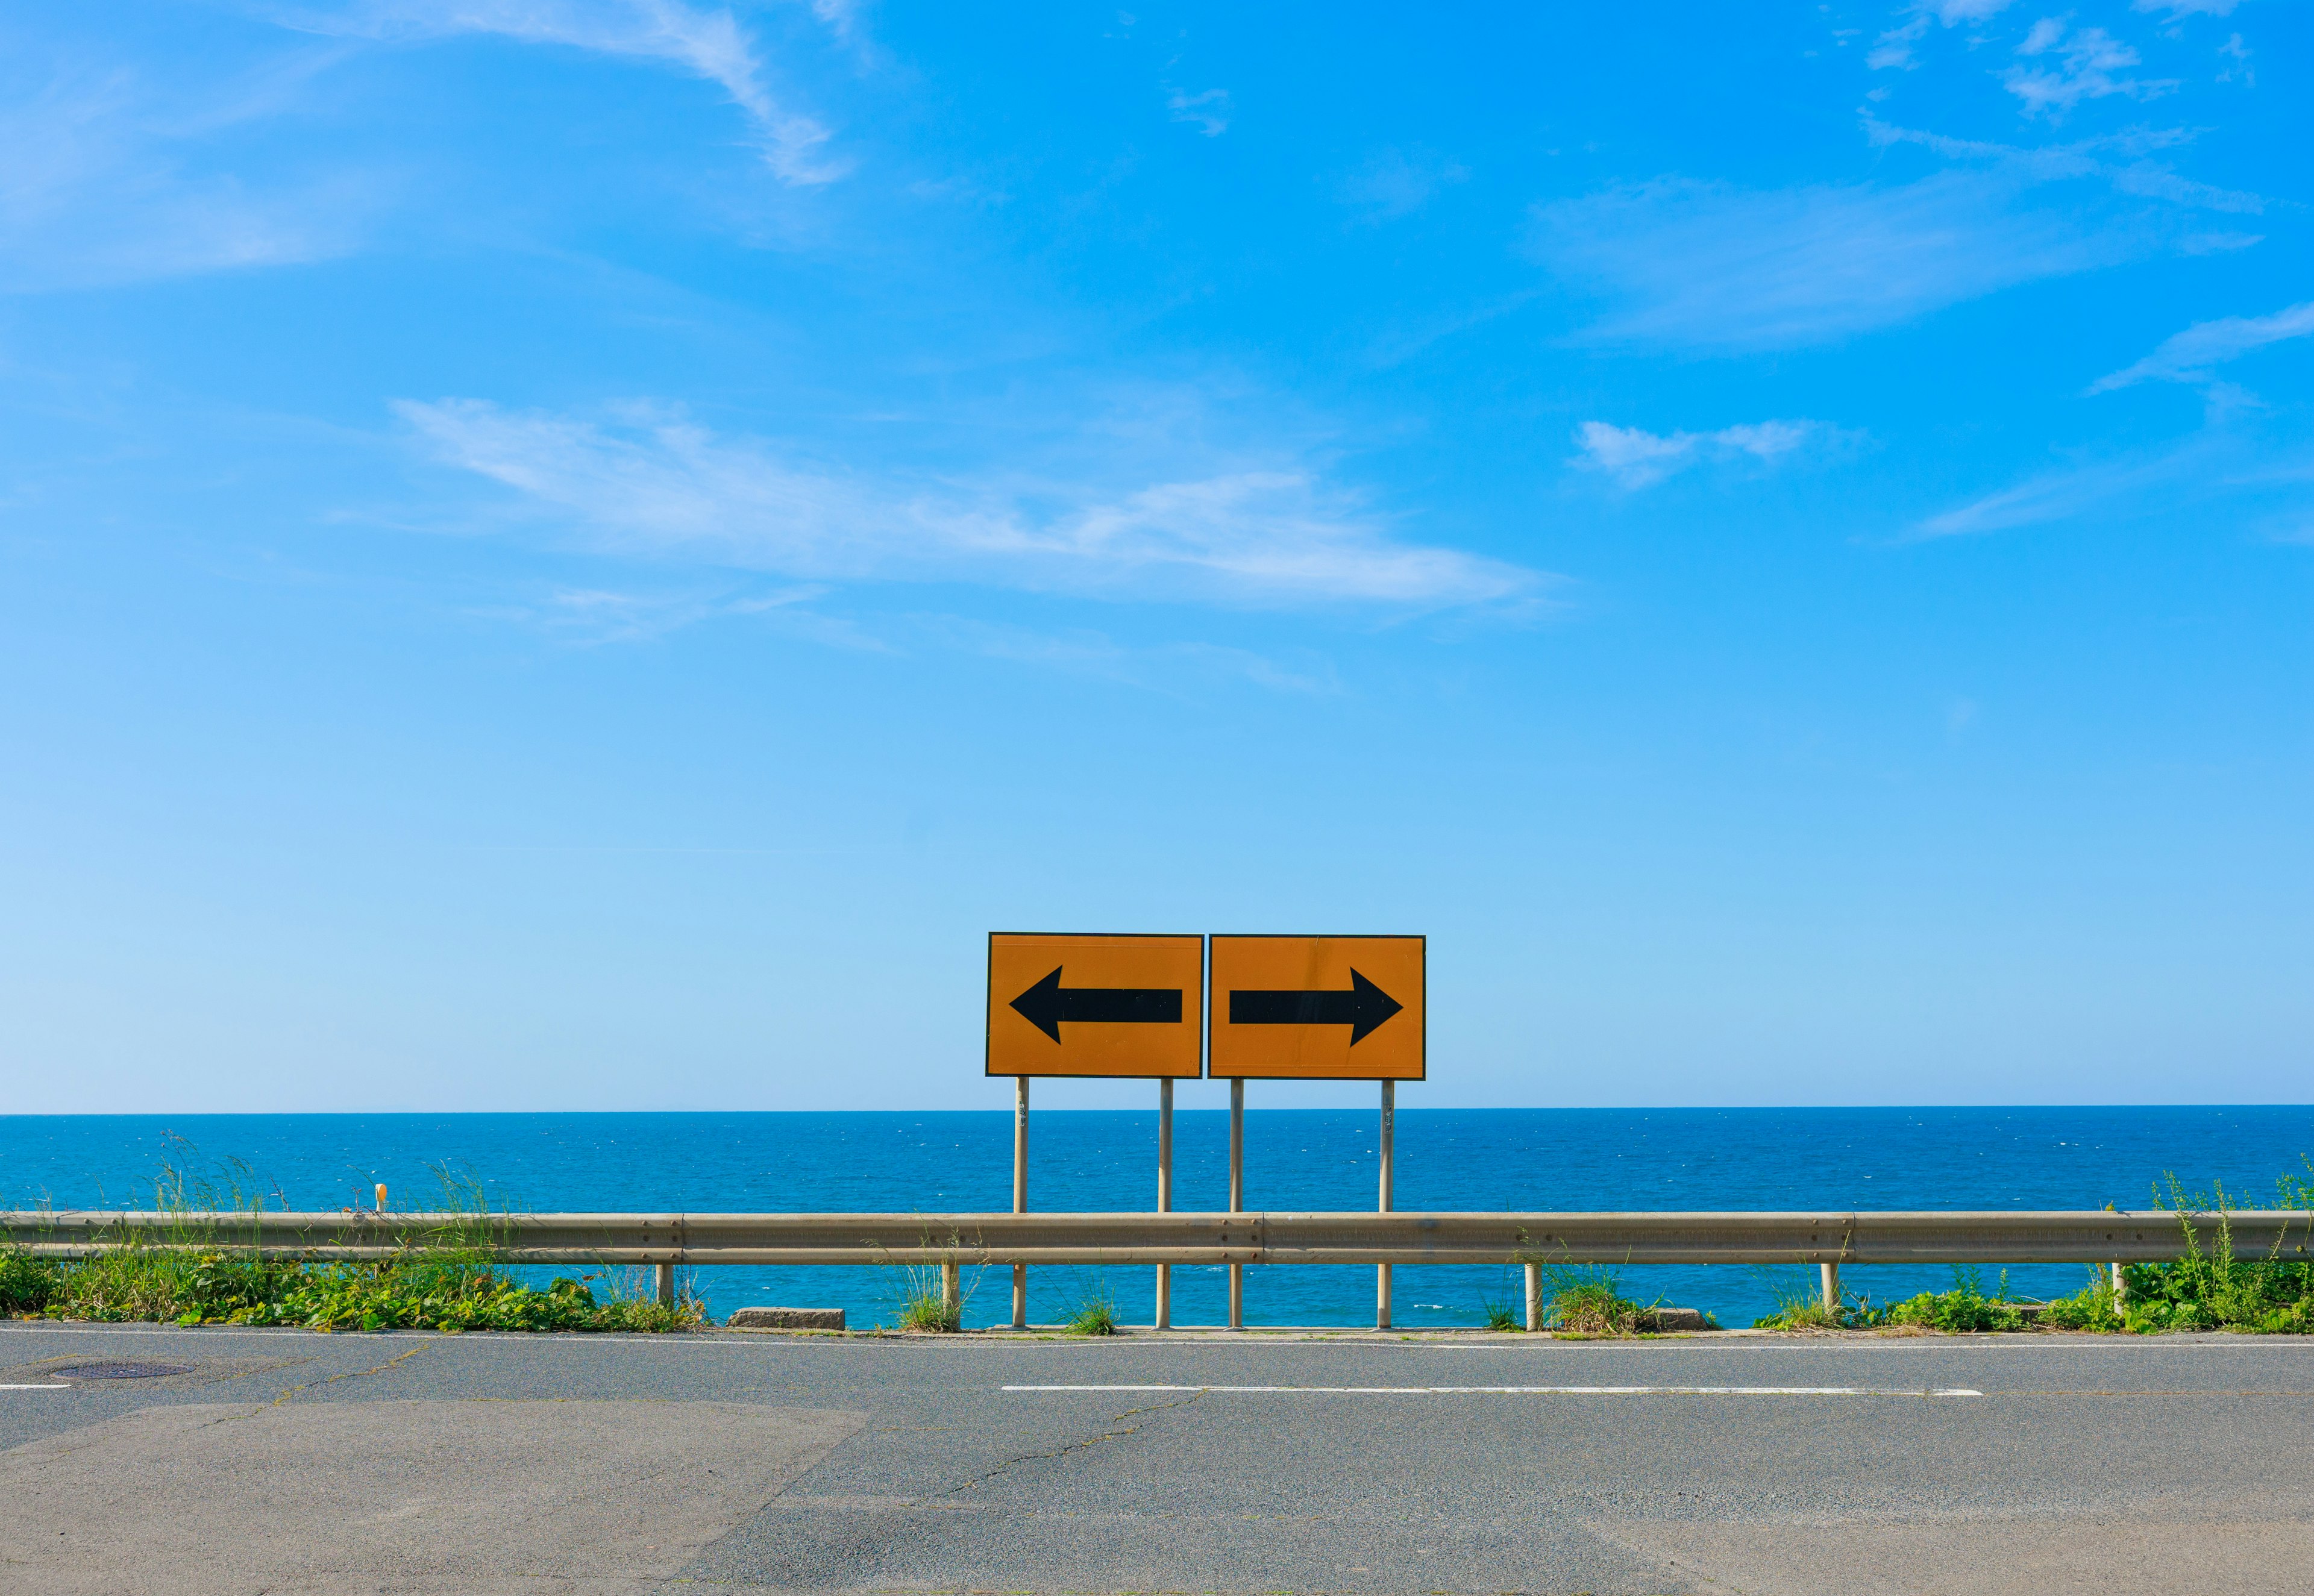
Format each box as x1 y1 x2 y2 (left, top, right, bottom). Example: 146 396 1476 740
5 1108 2311 1329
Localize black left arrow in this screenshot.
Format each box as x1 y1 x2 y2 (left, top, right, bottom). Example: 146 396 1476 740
1010 966 1185 1044
1228 968 1404 1044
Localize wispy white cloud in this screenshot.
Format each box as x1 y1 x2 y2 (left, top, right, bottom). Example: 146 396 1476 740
394 398 1540 612
1530 120 2260 351
484 581 860 645
908 618 1340 693
2215 31 2253 86
1534 173 2119 350
1906 445 2201 538
1572 419 1833 489
808 0 865 45
2133 0 2240 17
2090 301 2314 391
495 580 1343 689
1164 85 1229 137
2004 18 2176 118
0 55 380 292
1901 409 2314 540
1869 0 2017 74
1338 146 1468 223
1866 118 2263 211
308 0 846 183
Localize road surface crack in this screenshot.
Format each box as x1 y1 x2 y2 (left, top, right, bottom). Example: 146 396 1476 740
924 1388 1211 1505
264 1341 433 1406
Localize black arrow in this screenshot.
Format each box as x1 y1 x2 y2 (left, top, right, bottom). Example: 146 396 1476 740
1009 966 1184 1044
1228 968 1404 1045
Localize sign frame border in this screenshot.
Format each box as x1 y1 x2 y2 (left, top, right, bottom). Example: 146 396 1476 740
1205 931 1427 1083
985 930 1209 1080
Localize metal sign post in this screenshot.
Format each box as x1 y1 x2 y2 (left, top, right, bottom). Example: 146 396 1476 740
1012 1075 1029 1328
1377 1079 1394 1330
1228 1077 1244 1330
988 929 1422 1333
1155 1077 1173 1329
988 932 1202 1333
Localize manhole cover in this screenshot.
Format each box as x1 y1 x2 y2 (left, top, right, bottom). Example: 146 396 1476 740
49 1362 190 1380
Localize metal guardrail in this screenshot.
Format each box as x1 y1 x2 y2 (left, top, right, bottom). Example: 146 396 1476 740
5 1209 2309 1266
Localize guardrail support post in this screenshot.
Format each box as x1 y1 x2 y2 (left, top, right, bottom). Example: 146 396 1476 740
1820 1260 1840 1313
1156 1077 1173 1330
1012 1075 1029 1330
2112 1260 2126 1306
1376 1080 1393 1331
942 1260 961 1320
654 1262 674 1308
1228 1077 1244 1331
1525 1262 1542 1332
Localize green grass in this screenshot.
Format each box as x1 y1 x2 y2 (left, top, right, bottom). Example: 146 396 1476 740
2016 1169 2314 1335
2085 1169 2314 1334
1749 1265 2031 1332
879 1229 974 1332
1882 1267 2029 1333
1531 1260 1654 1336
2 1147 704 1333
1749 1162 2314 1336
1752 1298 1847 1331
895 1291 964 1332
1 1241 706 1333
0 1248 65 1313
1065 1280 1120 1337
2037 1267 2127 1332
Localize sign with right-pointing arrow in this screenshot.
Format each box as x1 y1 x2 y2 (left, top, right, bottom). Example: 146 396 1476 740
1209 934 1425 1080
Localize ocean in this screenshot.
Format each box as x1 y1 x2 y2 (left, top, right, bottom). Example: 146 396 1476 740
5 1107 2310 1329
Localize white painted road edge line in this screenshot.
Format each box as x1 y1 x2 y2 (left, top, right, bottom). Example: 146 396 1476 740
0 1383 73 1389
1003 1384 1987 1396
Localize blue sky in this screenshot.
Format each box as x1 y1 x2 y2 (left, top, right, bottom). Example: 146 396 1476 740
2 1 2309 1113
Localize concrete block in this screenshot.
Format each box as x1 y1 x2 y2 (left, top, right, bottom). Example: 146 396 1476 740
727 1306 845 1331
1640 1306 1708 1332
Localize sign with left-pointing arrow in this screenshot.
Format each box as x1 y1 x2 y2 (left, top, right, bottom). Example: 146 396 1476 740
987 933 1204 1078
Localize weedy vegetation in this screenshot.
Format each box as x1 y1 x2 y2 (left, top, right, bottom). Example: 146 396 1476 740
1749 1276 1857 1331
2036 1268 2128 1333
1882 1267 2029 1333
880 1230 974 1332
1478 1295 1522 1332
1065 1277 1121 1336
2038 1168 2314 1335
1750 1162 2314 1336
1533 1259 1657 1336
2 1144 704 1333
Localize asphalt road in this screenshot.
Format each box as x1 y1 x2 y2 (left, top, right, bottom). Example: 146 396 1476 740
5 1321 2313 1594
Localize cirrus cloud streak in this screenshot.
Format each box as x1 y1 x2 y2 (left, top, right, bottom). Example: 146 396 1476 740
1573 419 1838 489
394 398 1543 613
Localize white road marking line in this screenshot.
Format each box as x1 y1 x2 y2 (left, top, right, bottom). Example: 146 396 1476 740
1003 1383 1986 1395
1 1383 73 1389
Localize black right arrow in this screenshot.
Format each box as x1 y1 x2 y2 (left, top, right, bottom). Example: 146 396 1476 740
1228 968 1404 1044
1010 966 1185 1044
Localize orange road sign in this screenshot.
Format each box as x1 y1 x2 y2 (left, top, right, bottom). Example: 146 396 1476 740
986 933 1205 1078
1208 934 1424 1080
